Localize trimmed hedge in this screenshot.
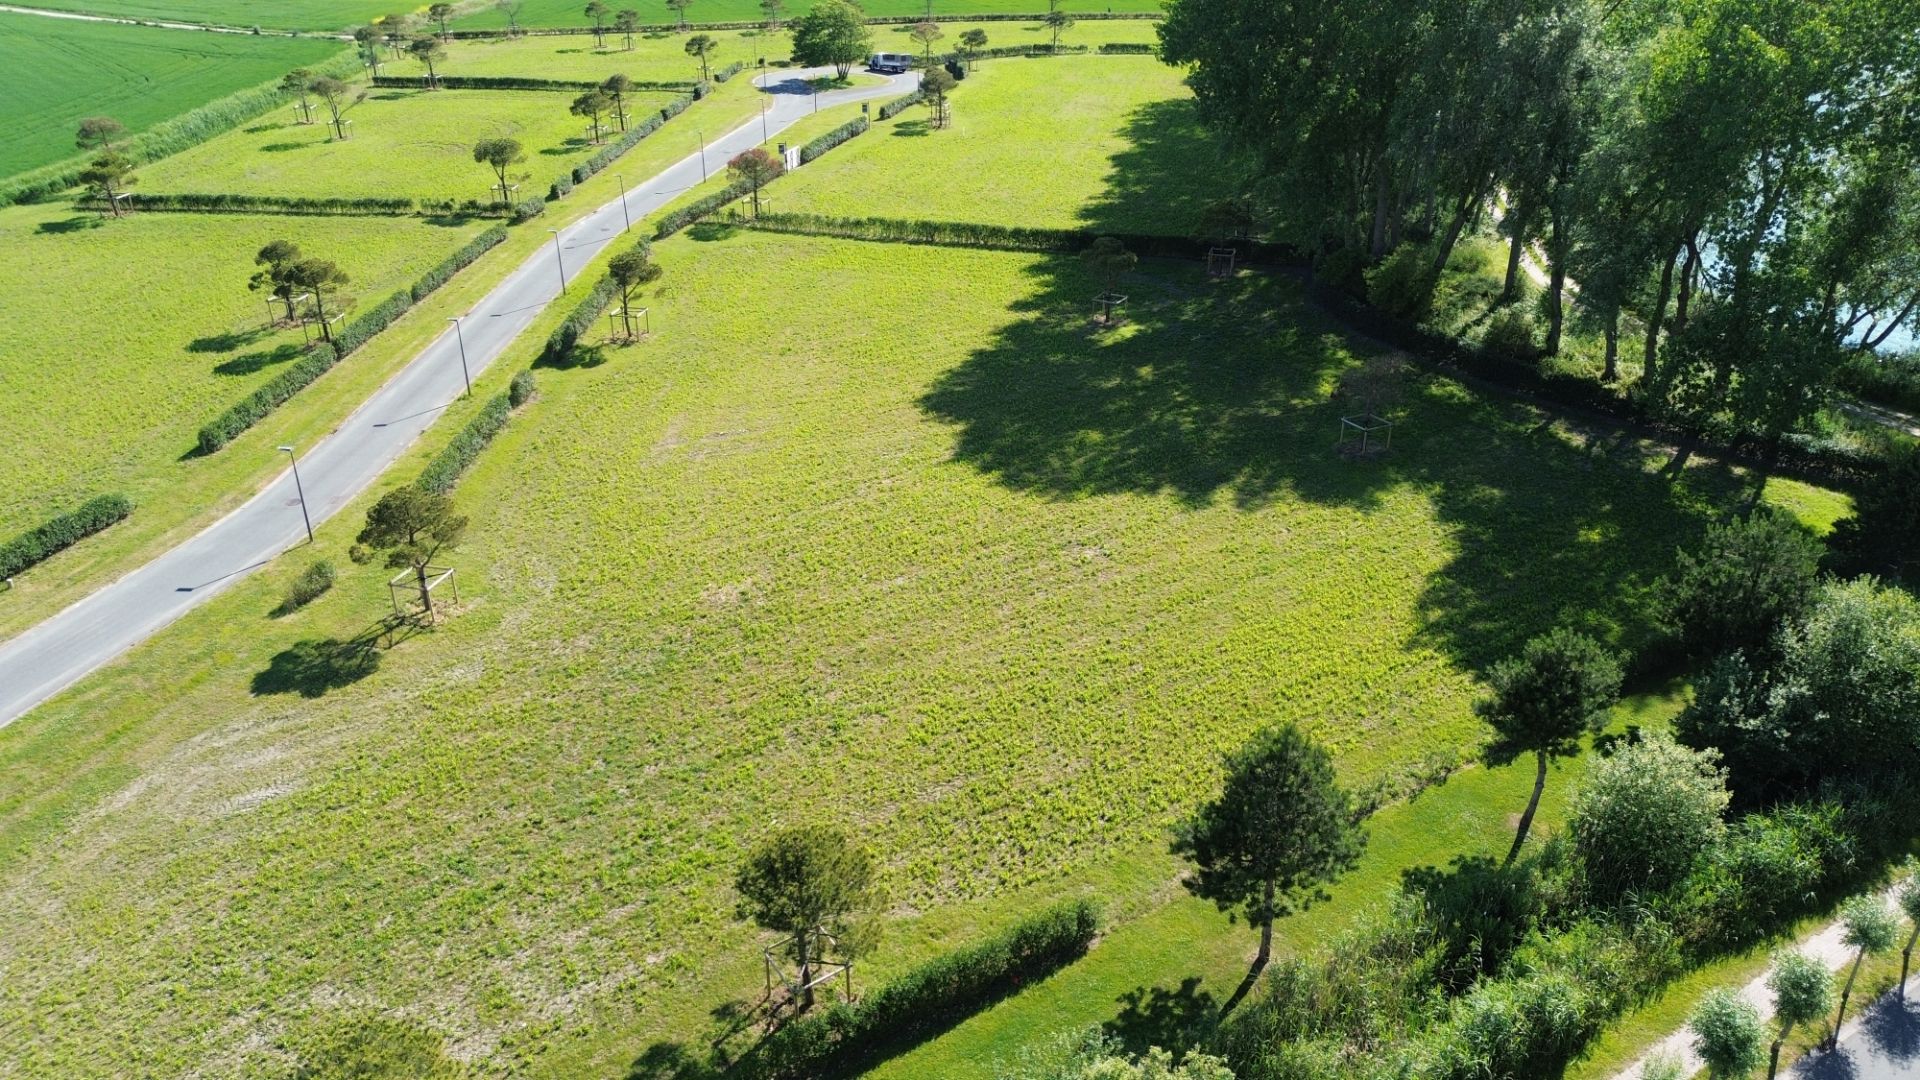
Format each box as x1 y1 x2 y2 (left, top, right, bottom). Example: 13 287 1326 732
444 11 1158 37
799 116 869 164
371 74 694 92
876 89 926 121
417 391 514 494
653 178 755 238
538 236 655 364
551 91 696 199
0 494 134 579
734 211 1301 262
197 227 508 454
1097 42 1157 54
509 369 537 407
73 191 510 219
713 60 748 82
512 196 547 221
746 899 1101 1080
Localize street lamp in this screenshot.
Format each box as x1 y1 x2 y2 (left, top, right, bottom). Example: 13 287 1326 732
759 58 769 142
447 315 472 397
615 172 631 232
696 128 706 181
278 445 313 544
547 228 568 293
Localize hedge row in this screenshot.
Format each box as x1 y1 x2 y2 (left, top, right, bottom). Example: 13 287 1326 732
799 116 869 164
746 899 1101 1080
1 51 362 207
446 11 1158 37
74 191 512 219
417 387 517 494
876 89 926 121
538 236 657 364
951 43 1090 61
370 74 694 92
712 60 749 82
733 211 1301 262
0 495 133 580
652 178 755 238
197 227 508 454
1097 42 1157 54
550 91 697 199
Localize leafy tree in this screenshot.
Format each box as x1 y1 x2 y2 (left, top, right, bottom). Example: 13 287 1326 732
1764 950 1832 1080
381 12 414 57
759 0 784 29
999 1027 1234 1080
1657 507 1823 658
602 73 634 130
920 67 956 129
428 1 454 38
1898 866 1920 997
957 27 987 73
571 88 614 144
1691 988 1767 1080
1170 723 1366 972
74 116 124 152
249 239 306 321
1569 731 1727 899
727 147 783 217
351 486 468 617
407 35 448 88
909 20 943 67
78 152 135 218
607 246 662 338
496 0 523 36
472 137 525 204
789 0 871 79
352 25 383 73
1831 895 1900 1047
614 7 639 48
310 76 356 140
280 69 316 123
584 0 610 46
1476 627 1623 865
734 825 878 1010
1042 8 1073 49
685 33 718 81
666 0 693 30
1828 447 1920 584
1081 235 1135 299
286 258 349 342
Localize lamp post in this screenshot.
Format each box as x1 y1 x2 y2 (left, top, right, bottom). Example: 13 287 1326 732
615 172 631 232
547 228 568 293
759 58 769 142
447 315 472 397
696 128 706 181
278 445 313 544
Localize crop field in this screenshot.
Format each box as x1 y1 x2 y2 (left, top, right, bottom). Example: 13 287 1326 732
772 56 1238 233
137 87 676 203
0 201 490 537
0 224 1779 1077
455 0 1165 31
0 11 343 179
388 17 1157 84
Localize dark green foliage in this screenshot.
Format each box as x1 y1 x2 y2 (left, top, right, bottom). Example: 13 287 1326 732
1656 506 1823 657
712 60 748 82
511 196 547 221
278 560 337 613
548 173 575 200
1664 801 1849 952
561 92 694 191
876 88 926 121
798 115 868 164
508 369 536 407
369 74 694 92
417 392 513 495
537 235 654 364
408 227 509 301
1478 630 1623 764
735 211 1302 262
75 192 422 216
0 494 133 579
1365 244 1439 321
1098 42 1157 54
747 899 1101 1080
1828 447 1920 583
1570 733 1728 901
1401 848 1560 993
1834 350 1920 413
652 178 755 238
1478 309 1538 364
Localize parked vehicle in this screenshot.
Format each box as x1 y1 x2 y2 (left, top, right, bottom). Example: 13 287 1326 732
868 52 915 74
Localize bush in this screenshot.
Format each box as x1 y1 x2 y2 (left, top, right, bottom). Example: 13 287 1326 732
538 235 654 363
1570 732 1729 901
1834 349 1920 413
509 369 537 407
1655 506 1823 657
417 392 513 494
1479 308 1539 363
798 115 868 164
713 60 748 82
1666 801 1846 951
748 899 1100 1079
511 196 547 222
1828 446 1920 582
548 173 575 201
1097 42 1157 54
652 179 755 238
199 344 339 454
279 560 336 612
877 88 926 120
736 211 1303 263
0 494 133 579
370 74 694 92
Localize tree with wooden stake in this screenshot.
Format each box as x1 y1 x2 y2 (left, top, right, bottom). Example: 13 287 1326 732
250 240 307 323
920 67 956 129
353 25 383 74
957 28 986 73
1477 627 1622 866
310 76 356 140
728 147 783 217
473 137 525 205
78 152 135 218
497 0 523 36
584 0 609 46
352 487 468 622
666 0 693 31
280 69 317 124
1899 867 1920 998
760 0 784 30
381 12 414 58
1043 8 1073 49
1171 724 1365 984
407 35 448 88
608 247 661 340
429 1 454 38
615 8 639 49
1691 989 1767 1080
571 88 614 144
1830 895 1899 1048
735 825 878 1012
1764 950 1832 1080
602 73 634 131
685 33 718 81
75 116 124 153
287 258 349 343
909 20 943 68
1081 236 1135 324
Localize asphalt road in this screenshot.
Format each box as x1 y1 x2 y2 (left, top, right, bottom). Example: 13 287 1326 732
1793 982 1920 1080
0 67 915 728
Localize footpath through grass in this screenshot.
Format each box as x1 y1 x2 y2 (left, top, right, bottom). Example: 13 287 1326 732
0 11 343 179
0 228 1808 1077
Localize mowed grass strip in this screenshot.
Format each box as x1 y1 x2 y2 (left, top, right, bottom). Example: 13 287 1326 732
771 56 1238 233
0 202 489 537
138 86 675 203
0 227 1774 1077
0 12 343 179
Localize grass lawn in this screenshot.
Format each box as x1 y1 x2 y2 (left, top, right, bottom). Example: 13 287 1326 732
0 224 1809 1077
10 0 406 30
771 56 1239 233
137 86 676 203
0 11 343 179
0 201 489 539
455 0 1166 31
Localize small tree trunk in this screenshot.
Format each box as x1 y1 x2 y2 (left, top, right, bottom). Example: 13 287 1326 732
1674 233 1699 333
1832 952 1865 1048
1767 1037 1783 1080
1900 925 1917 998
1255 878 1275 971
1643 243 1678 385
1369 168 1392 258
796 930 815 1010
1506 751 1548 866
416 562 433 617
1502 205 1531 301
1602 311 1620 382
313 291 331 342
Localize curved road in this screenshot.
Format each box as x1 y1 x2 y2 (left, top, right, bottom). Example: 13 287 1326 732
0 68 914 728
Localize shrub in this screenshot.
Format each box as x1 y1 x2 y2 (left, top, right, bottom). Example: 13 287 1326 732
1655 506 1823 657
279 560 336 612
1827 446 1920 583
735 211 1303 263
548 174 575 201
509 369 537 407
748 899 1100 1079
1097 42 1157 54
511 196 547 222
369 74 694 92
75 192 423 216
1834 349 1920 413
1667 801 1845 950
417 392 513 494
1480 308 1539 364
0 494 133 579
1570 732 1729 901
877 87 926 120
652 179 755 238
712 60 748 82
799 115 868 164
1365 245 1440 321
538 235 653 363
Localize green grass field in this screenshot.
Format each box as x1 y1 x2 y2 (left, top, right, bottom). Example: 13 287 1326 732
771 55 1235 232
0 11 342 179
0 222 1800 1076
137 86 676 203
9 0 406 30
455 0 1165 31
0 201 489 538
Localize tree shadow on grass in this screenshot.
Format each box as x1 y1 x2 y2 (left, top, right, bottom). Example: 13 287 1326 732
890 119 933 137
35 215 100 235
215 342 304 376
188 327 272 353
688 221 743 242
251 619 419 697
1103 976 1220 1057
1076 96 1249 239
